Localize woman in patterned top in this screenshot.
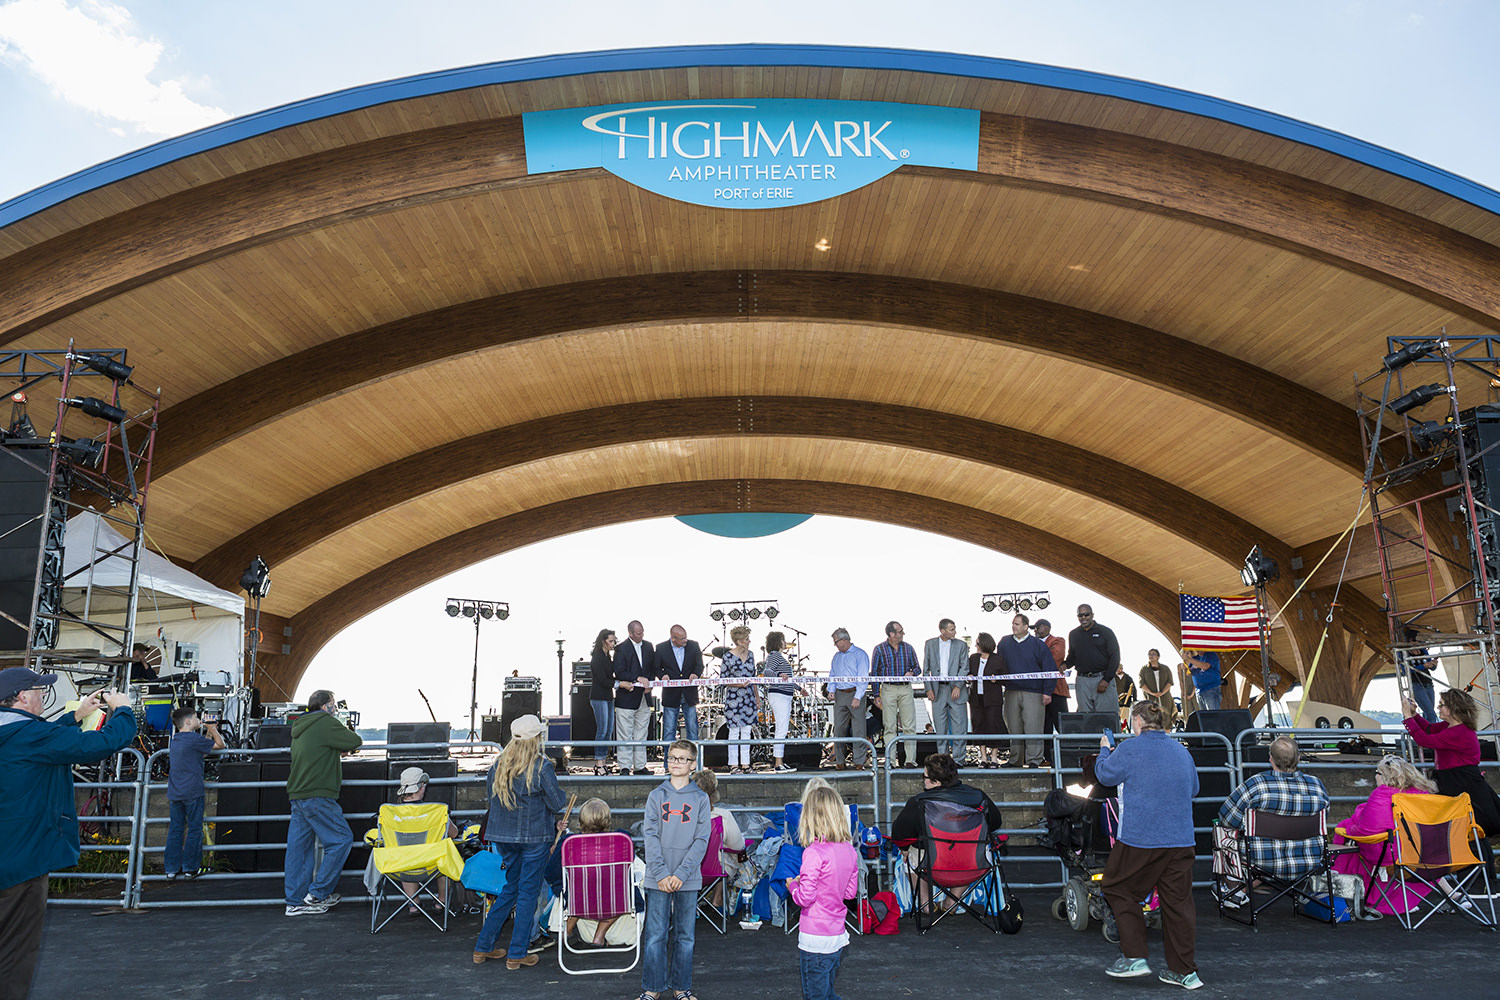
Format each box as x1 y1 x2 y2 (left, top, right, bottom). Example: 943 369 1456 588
721 626 759 774
760 630 801 773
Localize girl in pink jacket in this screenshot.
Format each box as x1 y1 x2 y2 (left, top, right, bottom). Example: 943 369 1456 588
789 785 861 1000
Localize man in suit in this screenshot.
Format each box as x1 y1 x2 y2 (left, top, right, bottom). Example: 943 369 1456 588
614 620 656 774
656 624 704 742
923 618 971 759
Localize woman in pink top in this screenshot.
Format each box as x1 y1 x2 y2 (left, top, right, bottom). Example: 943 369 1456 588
789 784 860 1000
1332 756 1435 914
1402 688 1500 874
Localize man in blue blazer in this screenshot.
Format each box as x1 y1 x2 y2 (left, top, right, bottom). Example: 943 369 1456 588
614 620 656 774
656 625 704 742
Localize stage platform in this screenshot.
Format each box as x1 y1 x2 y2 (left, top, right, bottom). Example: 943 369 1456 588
32 885 1497 999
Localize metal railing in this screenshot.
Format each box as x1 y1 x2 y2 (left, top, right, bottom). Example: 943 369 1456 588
47 727 1499 909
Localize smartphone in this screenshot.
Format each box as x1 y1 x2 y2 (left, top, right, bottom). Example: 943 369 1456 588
1102 727 1116 748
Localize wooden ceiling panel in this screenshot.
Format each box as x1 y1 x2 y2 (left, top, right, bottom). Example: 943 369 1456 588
263 436 1225 615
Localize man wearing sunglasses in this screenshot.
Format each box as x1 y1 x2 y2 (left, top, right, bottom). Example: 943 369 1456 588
1065 605 1120 717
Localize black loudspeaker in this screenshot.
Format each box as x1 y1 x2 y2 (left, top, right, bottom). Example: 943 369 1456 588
387 721 451 760
480 714 504 744
570 685 596 744
259 762 291 873
338 760 386 872
783 738 822 769
499 690 542 747
253 723 291 757
703 723 729 767
1186 709 1254 741
1188 744 1232 856
1057 712 1118 766
0 448 50 650
213 761 262 872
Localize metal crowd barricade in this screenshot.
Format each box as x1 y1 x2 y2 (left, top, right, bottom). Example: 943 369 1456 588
694 736 880 822
1233 726 1412 810
47 747 147 909
131 741 495 909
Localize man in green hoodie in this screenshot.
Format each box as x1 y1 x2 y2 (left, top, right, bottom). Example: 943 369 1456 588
284 689 362 915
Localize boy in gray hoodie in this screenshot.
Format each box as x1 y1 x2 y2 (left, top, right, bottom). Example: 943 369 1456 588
641 739 711 999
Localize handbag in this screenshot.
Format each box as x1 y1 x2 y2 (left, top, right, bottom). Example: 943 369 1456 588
460 848 508 896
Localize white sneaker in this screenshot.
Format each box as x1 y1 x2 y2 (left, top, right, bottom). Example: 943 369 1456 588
286 902 329 916
304 892 341 908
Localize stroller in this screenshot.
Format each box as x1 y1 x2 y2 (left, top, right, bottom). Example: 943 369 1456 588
1041 753 1160 939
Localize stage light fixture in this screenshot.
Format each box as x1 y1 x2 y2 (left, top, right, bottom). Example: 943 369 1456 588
999 598 1014 613
1035 596 1051 610
1389 383 1448 415
1017 597 1033 611
496 607 509 621
239 556 271 599
74 353 134 382
461 602 477 619
445 601 461 617
1382 341 1436 371
1240 545 1280 588
766 606 779 619
9 391 23 403
711 609 725 621
729 608 742 621
63 396 128 423
749 607 762 619
479 604 494 619
56 435 103 467
981 599 996 613
1410 418 1453 452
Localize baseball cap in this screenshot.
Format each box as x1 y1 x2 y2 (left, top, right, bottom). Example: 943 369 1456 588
0 666 58 702
510 714 546 740
396 766 429 795
1031 619 1051 631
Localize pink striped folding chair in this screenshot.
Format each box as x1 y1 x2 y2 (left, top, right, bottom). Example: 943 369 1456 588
697 815 731 933
558 832 642 976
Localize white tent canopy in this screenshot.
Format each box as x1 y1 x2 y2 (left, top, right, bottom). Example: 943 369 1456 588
59 512 245 678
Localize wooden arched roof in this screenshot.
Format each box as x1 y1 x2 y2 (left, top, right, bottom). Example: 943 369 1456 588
6 45 1499 702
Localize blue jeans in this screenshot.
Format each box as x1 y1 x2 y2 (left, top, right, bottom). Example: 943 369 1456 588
475 842 549 959
1411 681 1438 722
1195 686 1221 712
591 699 614 760
661 704 699 743
164 796 205 874
642 886 696 992
799 947 845 1000
283 797 352 905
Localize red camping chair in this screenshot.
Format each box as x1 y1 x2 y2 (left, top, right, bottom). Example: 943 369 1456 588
912 798 1004 934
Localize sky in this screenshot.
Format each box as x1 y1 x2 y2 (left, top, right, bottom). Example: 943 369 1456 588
4 0 1496 725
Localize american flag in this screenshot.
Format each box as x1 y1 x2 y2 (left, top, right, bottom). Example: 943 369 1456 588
1179 594 1261 650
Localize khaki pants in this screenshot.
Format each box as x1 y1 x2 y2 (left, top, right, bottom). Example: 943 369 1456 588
879 682 917 765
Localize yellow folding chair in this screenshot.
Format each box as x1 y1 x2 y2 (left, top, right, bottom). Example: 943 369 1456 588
1389 792 1497 931
367 803 464 933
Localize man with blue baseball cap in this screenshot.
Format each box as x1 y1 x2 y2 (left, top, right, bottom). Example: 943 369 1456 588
0 666 136 999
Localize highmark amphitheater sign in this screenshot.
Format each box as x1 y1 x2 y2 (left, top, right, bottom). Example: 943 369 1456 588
523 99 979 208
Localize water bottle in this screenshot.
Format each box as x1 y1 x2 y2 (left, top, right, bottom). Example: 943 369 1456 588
738 887 761 929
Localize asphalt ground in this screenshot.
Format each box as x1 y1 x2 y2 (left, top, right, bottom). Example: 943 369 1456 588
32 885 1498 1000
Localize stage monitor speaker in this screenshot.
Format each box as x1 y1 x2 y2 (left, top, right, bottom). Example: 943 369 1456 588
784 738 822 769
387 721 451 760
253 722 291 755
480 714 504 744
0 448 49 650
569 687 596 744
1057 712 1118 734
1187 709 1254 745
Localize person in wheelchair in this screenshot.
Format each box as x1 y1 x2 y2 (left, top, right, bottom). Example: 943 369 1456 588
1215 736 1330 901
890 753 1002 910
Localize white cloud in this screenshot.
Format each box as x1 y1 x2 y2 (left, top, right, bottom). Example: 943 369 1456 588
0 0 226 137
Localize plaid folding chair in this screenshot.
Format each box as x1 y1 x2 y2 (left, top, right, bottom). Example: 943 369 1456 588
367 803 464 933
558 832 643 975
1213 809 1337 930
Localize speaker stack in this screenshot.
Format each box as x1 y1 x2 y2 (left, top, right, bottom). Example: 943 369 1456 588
1056 712 1118 767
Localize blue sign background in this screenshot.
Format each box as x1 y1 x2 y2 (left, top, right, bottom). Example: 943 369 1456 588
524 98 978 209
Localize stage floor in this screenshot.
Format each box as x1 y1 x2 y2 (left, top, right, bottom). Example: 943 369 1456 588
34 886 1497 999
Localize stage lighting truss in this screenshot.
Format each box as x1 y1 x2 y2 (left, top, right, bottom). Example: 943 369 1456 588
445 597 509 622
980 591 1051 614
708 599 779 625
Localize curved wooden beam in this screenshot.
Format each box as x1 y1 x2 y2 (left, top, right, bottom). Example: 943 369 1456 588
266 479 1181 695
6 111 1500 344
150 271 1362 478
192 395 1279 592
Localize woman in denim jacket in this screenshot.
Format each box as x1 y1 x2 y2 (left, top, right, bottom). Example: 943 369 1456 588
472 715 568 969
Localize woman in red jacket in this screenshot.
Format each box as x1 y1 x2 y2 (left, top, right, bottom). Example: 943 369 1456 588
1402 688 1500 874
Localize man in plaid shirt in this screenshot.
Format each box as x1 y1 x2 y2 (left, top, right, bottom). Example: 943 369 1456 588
1217 736 1329 879
870 621 923 767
